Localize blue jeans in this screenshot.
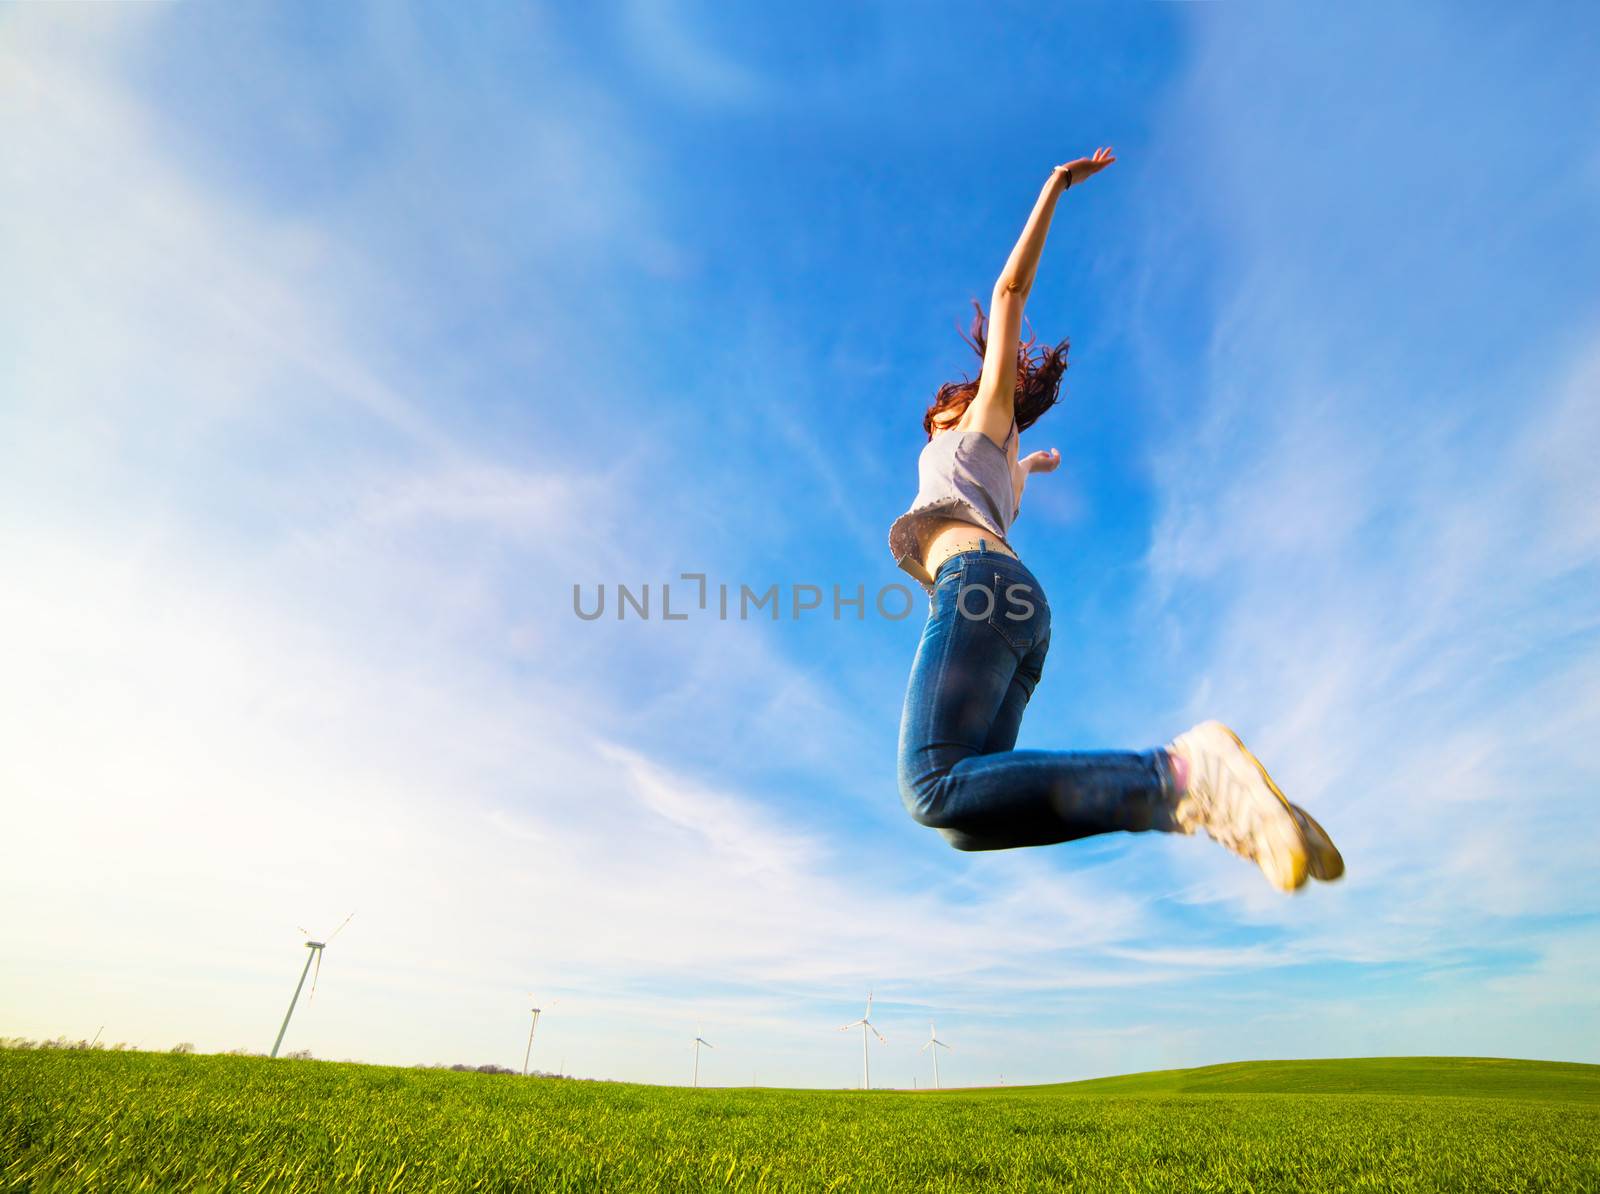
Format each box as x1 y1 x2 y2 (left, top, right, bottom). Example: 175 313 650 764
896 542 1178 851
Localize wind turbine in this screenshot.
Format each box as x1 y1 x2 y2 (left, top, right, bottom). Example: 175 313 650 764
920 1022 951 1089
522 995 558 1076
837 991 886 1090
270 912 353 1059
692 1029 714 1087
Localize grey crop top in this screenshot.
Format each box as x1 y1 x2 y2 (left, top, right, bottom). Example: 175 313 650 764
887 419 1018 590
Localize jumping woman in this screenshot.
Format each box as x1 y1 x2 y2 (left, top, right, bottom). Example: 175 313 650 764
890 148 1343 892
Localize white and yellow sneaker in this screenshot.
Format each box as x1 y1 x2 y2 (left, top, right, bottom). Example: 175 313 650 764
1287 801 1344 882
1166 721 1311 893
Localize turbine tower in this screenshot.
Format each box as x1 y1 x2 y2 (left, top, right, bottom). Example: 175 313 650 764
920 1021 951 1089
522 995 559 1076
692 1030 714 1087
523 1000 541 1077
270 912 353 1059
837 991 886 1090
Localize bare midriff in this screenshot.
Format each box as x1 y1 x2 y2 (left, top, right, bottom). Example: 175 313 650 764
917 515 1020 580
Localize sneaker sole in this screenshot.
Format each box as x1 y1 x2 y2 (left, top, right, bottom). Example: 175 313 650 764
1289 802 1345 882
1217 727 1344 881
1214 723 1310 892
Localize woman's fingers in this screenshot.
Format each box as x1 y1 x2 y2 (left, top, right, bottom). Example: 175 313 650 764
1058 148 1116 183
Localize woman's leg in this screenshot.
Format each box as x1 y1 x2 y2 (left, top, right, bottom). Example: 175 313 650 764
896 554 1178 852
979 628 1046 756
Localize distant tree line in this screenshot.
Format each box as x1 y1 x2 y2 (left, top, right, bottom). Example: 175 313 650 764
0 1037 599 1077
2 1036 136 1052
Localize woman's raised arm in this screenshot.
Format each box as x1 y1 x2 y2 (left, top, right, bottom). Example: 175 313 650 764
966 148 1116 445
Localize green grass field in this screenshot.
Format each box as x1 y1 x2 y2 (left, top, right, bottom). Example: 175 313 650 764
3 1050 1596 1191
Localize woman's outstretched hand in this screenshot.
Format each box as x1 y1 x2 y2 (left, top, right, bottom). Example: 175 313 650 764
1055 146 1116 187
1013 448 1061 513
1022 448 1061 475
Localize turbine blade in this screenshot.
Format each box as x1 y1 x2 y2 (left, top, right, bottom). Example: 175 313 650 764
326 911 355 942
870 1025 886 1044
309 947 322 1000
920 1040 931 1052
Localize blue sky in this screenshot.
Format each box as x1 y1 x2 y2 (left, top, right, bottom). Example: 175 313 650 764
2 3 1597 1088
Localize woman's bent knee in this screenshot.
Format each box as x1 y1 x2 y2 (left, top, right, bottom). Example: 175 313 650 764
936 826 991 851
897 768 947 830
899 769 992 850
903 789 993 850
902 783 997 851
900 787 944 830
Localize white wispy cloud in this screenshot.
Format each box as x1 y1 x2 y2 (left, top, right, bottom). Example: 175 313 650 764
0 6 1218 1087
1123 4 1600 1018
618 0 770 108
5 3 1593 1088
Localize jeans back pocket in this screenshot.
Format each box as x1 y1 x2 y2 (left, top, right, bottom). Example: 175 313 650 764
986 568 1040 655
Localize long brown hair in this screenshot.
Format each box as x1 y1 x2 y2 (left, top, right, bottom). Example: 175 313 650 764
923 298 1069 439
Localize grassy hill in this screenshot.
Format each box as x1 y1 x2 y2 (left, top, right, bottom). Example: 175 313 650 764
2 1048 1596 1191
1047 1055 1600 1102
